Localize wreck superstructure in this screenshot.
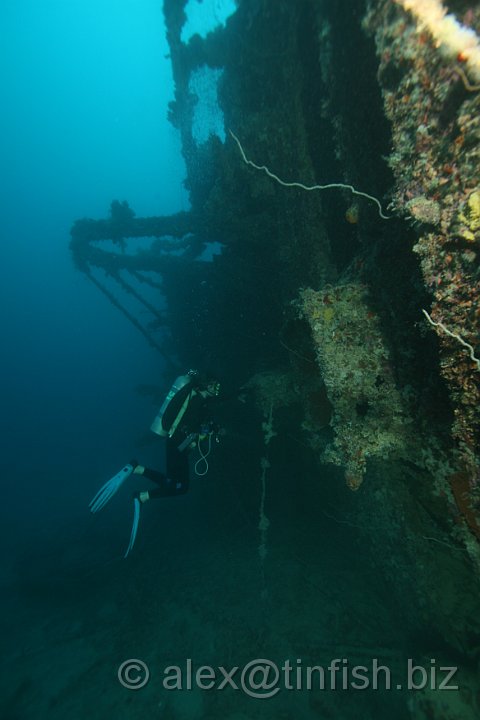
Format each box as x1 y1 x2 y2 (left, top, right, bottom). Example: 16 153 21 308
71 3 480 709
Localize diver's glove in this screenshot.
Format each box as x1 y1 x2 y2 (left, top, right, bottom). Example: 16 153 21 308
132 491 150 503
124 498 141 558
89 463 135 514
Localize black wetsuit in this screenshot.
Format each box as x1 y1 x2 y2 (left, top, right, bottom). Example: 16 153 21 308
142 386 214 498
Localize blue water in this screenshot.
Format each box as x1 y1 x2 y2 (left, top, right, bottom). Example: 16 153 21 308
0 0 187 536
0 0 189 700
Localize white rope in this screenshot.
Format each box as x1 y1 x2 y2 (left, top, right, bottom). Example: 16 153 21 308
195 434 212 476
230 130 392 220
422 309 480 371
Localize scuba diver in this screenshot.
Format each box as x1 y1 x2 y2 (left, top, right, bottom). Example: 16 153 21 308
89 370 221 557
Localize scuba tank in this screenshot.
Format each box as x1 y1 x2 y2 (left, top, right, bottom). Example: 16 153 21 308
150 372 197 437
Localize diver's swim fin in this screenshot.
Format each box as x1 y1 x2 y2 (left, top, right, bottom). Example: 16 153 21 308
89 464 134 513
124 498 141 558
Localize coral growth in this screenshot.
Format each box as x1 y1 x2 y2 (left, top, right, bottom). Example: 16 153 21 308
365 0 480 515
240 369 298 417
300 283 413 489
